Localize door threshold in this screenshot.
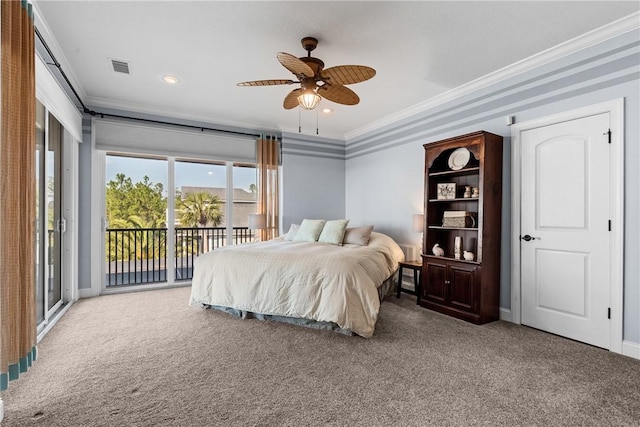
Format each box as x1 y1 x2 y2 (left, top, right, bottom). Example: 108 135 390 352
101 282 191 295
37 301 73 343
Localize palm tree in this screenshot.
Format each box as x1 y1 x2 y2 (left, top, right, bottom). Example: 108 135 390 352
177 191 223 227
177 191 224 253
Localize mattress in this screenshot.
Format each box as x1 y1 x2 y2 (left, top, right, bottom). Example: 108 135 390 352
189 232 404 337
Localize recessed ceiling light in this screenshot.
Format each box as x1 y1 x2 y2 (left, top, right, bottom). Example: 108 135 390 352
162 75 180 84
322 108 333 114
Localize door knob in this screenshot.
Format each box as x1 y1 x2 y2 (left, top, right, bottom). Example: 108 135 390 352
520 234 536 241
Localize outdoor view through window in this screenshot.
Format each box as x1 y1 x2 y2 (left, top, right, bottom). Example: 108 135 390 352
105 154 257 287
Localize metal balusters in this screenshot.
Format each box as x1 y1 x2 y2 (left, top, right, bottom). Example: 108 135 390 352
105 226 254 286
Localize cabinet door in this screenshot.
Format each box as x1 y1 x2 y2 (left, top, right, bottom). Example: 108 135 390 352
449 264 478 313
423 260 447 304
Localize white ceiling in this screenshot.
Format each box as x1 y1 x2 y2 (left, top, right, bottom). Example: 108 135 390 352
34 1 639 140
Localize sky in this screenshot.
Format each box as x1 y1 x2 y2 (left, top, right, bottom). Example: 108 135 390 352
105 155 256 194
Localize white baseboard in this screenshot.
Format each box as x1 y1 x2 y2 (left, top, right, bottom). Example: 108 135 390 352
622 340 640 360
78 287 99 299
499 307 512 322
495 307 637 359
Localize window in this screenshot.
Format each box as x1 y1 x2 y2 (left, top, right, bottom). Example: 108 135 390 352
103 154 256 288
232 163 258 242
105 155 168 286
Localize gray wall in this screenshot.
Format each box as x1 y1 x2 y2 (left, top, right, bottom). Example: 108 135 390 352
281 132 346 232
344 30 640 343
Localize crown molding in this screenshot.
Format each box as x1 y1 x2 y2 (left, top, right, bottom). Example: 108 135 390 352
345 11 640 142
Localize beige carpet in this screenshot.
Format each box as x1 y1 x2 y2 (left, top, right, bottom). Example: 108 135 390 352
1 286 639 426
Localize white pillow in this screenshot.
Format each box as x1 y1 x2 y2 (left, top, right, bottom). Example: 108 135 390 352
284 223 299 241
342 225 374 246
318 219 349 245
293 219 326 242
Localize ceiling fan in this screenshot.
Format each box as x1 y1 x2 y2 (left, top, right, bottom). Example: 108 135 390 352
237 36 376 110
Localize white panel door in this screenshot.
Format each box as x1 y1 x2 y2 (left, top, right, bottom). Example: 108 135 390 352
521 112 610 349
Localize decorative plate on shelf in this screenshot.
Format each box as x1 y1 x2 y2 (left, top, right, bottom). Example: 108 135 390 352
448 148 471 170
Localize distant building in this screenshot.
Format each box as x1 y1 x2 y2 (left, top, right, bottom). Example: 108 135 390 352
179 186 256 227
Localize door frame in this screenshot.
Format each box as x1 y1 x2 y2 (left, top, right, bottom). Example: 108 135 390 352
35 110 80 342
510 98 624 354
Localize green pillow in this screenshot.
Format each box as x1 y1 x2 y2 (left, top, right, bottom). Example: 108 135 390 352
318 219 350 245
293 219 326 242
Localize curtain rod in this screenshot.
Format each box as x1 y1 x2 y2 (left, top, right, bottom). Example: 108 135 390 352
34 26 264 139
85 111 263 138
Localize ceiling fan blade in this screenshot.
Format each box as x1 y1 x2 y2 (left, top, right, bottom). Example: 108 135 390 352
237 79 295 87
283 88 303 109
317 84 360 105
277 52 314 78
321 65 376 85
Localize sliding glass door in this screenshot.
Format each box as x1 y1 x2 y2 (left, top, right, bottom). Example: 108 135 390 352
35 100 65 328
103 154 257 289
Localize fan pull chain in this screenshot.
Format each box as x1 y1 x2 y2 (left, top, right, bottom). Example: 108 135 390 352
298 107 301 133
316 108 319 135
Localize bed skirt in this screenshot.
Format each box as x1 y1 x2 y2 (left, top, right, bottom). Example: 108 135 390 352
203 269 398 337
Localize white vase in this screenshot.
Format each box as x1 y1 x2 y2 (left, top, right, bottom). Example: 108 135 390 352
454 237 462 259
432 243 444 257
463 251 474 261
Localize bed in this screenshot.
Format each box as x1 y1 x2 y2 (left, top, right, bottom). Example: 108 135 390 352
189 230 405 337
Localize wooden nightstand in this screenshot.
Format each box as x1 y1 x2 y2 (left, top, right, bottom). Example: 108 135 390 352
396 260 422 304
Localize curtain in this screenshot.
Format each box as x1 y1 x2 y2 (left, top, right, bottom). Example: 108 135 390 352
256 135 280 241
0 0 37 392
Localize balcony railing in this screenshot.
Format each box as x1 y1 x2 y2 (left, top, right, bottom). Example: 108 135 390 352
105 226 255 287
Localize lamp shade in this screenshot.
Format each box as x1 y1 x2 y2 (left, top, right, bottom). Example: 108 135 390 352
297 89 321 110
412 213 424 232
248 213 266 230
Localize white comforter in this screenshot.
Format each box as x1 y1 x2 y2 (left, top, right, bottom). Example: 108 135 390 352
189 232 404 337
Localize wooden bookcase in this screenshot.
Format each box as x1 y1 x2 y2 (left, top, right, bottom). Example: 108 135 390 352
420 131 503 324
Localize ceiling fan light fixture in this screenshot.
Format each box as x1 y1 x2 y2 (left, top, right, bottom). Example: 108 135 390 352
297 89 321 110
238 37 375 111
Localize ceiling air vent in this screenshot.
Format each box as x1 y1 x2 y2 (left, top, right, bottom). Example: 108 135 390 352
111 59 130 74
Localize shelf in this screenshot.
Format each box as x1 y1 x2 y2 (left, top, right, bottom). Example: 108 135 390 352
429 167 480 177
428 197 479 203
428 226 478 231
422 131 503 325
423 254 480 265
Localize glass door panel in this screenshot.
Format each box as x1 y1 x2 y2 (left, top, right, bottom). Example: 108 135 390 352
47 113 63 311
174 160 226 281
232 163 257 243
105 154 168 287
36 102 67 326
